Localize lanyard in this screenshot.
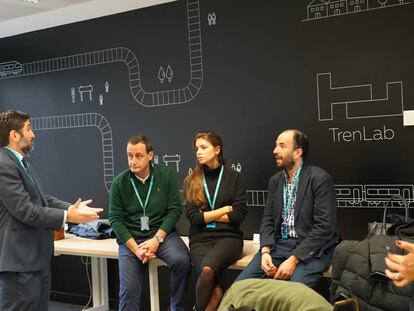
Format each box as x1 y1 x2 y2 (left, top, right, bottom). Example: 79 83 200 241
130 174 154 216
282 164 302 220
203 165 224 210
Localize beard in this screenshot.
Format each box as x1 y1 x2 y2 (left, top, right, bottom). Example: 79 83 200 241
20 140 34 155
277 154 295 171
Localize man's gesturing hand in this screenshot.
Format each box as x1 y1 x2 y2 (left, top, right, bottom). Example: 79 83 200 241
67 198 103 223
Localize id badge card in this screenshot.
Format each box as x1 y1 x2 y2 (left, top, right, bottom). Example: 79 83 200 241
140 216 150 231
206 222 216 229
281 221 288 239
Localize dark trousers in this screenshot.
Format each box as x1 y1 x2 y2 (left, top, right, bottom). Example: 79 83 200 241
118 232 191 311
0 268 50 311
235 238 333 288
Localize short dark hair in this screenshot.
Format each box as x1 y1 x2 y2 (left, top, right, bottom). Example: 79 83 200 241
0 110 31 147
127 135 153 153
285 129 310 160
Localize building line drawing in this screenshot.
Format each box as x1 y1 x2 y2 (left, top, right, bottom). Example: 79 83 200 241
105 81 109 93
303 0 411 22
99 94 104 105
0 0 203 108
78 84 93 102
31 113 114 192
317 72 405 122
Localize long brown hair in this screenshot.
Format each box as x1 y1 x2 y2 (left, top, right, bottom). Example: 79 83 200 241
183 131 225 207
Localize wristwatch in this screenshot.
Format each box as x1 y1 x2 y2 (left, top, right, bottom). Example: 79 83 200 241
154 235 164 243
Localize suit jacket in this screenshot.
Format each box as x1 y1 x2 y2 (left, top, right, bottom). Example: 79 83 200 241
260 163 338 261
0 147 69 272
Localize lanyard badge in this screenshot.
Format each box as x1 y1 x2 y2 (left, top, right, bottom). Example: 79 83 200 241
203 165 224 229
281 221 288 239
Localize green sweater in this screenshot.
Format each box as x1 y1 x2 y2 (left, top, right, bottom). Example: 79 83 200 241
109 164 182 243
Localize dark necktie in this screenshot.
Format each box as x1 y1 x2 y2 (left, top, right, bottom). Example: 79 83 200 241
22 157 34 183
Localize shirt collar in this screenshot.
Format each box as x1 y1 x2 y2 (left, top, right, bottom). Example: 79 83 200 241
132 163 154 184
4 146 24 161
282 166 301 184
135 172 150 184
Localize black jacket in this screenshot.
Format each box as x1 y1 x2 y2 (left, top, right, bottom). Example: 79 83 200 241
331 222 414 311
260 163 339 261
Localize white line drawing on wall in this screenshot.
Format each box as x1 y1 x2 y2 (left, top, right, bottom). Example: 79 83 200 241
336 184 414 207
166 65 173 82
188 168 193 175
153 155 159 164
31 113 114 192
163 154 181 172
0 61 23 77
99 94 104 106
71 87 76 103
231 163 242 172
207 12 216 25
247 184 414 207
317 72 405 122
0 0 204 108
105 81 109 93
78 84 94 102
303 0 411 22
247 190 267 207
158 66 166 83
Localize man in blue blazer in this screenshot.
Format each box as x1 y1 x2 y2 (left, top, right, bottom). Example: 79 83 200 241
0 110 103 311
236 129 338 287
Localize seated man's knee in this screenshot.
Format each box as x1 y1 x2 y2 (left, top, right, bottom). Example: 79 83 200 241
169 252 190 272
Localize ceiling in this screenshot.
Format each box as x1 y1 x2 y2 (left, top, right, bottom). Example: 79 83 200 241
0 0 175 38
0 0 92 23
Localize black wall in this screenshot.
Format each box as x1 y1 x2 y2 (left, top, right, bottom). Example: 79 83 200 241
1 0 413 309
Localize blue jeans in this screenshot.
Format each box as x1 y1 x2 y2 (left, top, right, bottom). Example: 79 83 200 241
235 238 333 288
118 232 190 311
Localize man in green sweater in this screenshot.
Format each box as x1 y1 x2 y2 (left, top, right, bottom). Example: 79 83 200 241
109 135 190 311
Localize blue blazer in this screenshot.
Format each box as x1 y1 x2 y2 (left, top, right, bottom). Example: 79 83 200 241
0 147 69 272
260 163 339 261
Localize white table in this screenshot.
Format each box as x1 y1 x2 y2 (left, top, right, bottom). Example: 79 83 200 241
54 234 118 311
54 234 260 311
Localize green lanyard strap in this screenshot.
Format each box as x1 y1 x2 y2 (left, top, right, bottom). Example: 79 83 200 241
203 165 224 210
130 175 154 216
282 163 302 220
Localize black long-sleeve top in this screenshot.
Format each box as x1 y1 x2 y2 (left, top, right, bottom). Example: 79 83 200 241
185 165 247 243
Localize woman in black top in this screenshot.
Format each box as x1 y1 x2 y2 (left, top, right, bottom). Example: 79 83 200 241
183 131 247 311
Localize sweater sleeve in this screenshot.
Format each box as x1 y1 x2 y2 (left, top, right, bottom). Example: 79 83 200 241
158 168 182 234
185 202 205 226
109 179 132 243
227 172 247 225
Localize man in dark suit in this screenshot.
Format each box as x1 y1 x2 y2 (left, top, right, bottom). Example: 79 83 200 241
236 129 338 287
0 110 103 311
